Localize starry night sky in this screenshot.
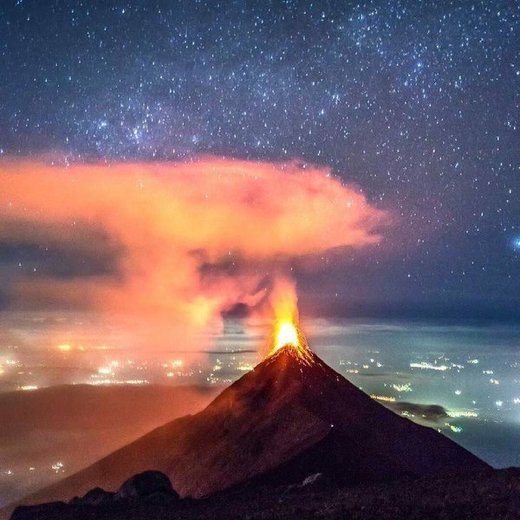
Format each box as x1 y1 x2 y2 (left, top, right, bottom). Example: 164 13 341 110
1 0 519 321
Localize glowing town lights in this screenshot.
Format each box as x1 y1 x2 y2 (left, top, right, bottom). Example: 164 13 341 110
51 462 64 474
57 343 72 352
446 410 478 418
410 362 448 371
392 383 412 393
89 379 149 386
448 425 463 433
18 385 38 391
371 394 396 402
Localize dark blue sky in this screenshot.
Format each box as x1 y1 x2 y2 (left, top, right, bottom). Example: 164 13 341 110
1 0 519 321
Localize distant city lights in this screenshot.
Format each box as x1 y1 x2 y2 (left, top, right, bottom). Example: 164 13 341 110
18 385 38 391
51 462 64 474
448 425 463 433
410 362 448 371
371 394 396 402
392 383 412 393
446 410 478 418
89 379 149 386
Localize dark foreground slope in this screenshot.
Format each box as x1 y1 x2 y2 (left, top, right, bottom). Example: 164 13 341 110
12 468 520 520
18 347 489 507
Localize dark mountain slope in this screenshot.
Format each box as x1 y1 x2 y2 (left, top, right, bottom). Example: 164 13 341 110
18 346 489 507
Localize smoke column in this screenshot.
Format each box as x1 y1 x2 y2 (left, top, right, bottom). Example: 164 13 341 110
0 157 387 355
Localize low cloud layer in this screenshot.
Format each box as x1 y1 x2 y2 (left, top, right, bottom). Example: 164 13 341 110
0 158 387 353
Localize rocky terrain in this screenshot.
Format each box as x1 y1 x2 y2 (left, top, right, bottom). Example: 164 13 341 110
11 467 520 519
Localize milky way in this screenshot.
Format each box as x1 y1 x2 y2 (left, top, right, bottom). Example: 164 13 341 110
0 0 519 319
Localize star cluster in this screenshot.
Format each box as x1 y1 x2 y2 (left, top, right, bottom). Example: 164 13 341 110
1 0 519 319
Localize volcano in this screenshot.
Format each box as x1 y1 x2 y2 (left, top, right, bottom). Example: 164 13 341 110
20 337 489 507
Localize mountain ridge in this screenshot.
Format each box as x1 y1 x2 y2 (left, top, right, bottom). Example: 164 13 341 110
15 346 489 508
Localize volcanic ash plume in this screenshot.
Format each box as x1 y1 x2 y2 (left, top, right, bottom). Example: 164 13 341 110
0 157 387 355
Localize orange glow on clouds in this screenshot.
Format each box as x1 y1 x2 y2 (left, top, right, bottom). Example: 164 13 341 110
0 157 387 355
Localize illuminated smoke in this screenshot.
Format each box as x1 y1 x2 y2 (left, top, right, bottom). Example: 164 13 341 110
0 157 387 355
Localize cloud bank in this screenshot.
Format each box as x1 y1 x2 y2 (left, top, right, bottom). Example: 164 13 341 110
0 158 387 353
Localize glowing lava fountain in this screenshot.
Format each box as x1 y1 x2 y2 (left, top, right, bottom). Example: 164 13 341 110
267 279 313 364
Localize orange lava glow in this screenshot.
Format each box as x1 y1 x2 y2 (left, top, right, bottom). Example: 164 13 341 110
269 318 312 363
267 278 312 362
274 321 300 351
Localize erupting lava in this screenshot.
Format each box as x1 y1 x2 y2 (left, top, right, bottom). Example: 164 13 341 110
274 321 299 350
269 318 312 363
267 278 313 363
